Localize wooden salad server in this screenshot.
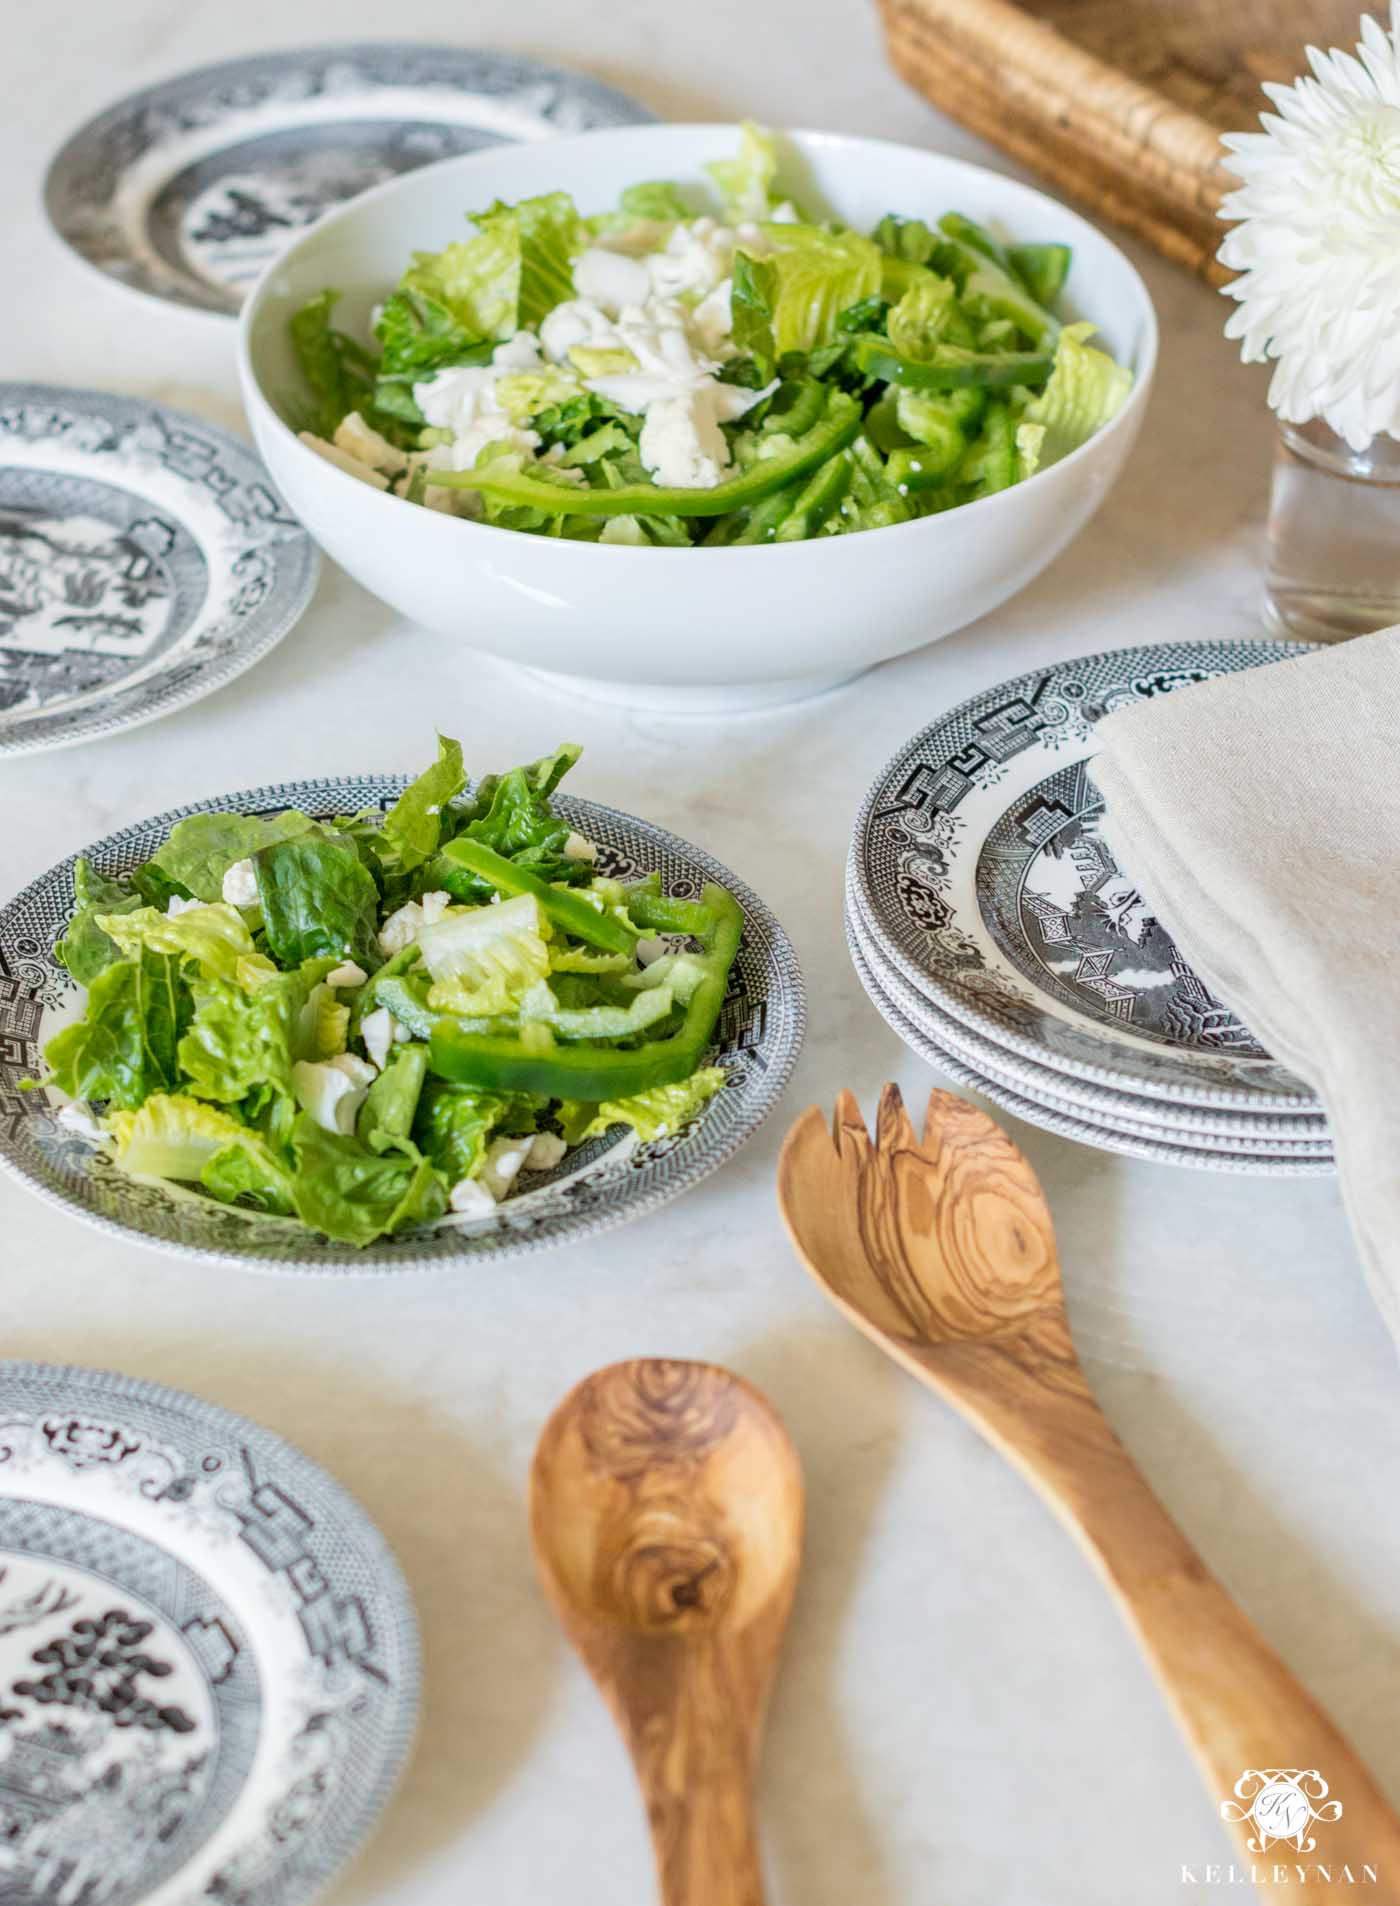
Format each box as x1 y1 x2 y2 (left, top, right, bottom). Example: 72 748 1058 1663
529 1358 803 1906
778 1085 1400 1897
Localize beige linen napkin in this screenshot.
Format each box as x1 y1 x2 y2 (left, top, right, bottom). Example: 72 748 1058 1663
1088 626 1400 1337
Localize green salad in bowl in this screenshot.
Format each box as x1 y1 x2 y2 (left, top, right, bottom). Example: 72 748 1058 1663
290 123 1133 548
29 739 743 1247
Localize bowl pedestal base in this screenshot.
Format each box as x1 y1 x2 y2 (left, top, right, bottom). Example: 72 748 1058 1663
522 664 863 716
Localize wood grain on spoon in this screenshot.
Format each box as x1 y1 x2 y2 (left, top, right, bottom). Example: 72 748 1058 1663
530 1359 803 1906
779 1085 1400 1899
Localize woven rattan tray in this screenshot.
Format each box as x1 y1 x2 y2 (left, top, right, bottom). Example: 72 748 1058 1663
876 0 1358 280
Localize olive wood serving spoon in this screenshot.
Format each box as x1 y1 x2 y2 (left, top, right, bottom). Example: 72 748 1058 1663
778 1084 1400 1899
530 1358 803 1906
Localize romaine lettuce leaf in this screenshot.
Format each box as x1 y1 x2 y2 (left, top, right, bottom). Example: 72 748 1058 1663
56 859 145 985
887 275 959 362
289 290 378 438
289 1114 448 1244
707 123 780 221
619 180 691 222
201 1132 297 1214
429 743 583 894
43 948 188 1112
105 1092 258 1181
358 1043 430 1153
381 734 466 873
401 222 520 345
471 192 581 330
557 1068 727 1145
97 903 276 991
374 287 495 389
178 959 333 1104
731 251 778 381
413 1079 539 1185
254 837 382 971
1020 321 1132 466
419 894 551 1016
757 225 883 356
152 808 315 903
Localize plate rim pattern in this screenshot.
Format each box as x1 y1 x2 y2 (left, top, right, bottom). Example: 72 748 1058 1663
0 382 319 758
851 637 1323 1111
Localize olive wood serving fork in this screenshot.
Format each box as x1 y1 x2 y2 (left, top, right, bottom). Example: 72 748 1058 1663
778 1085 1400 1899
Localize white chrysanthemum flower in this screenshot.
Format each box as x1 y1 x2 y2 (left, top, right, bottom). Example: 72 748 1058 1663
1218 3 1400 450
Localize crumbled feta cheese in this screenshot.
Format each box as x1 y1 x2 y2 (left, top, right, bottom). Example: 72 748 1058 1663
573 246 652 312
635 936 668 966
55 1101 105 1144
563 832 597 863
391 1016 414 1043
540 297 620 364
298 432 391 490
165 894 206 918
326 960 368 989
378 901 423 955
647 216 761 302
449 1176 498 1217
221 858 259 908
334 412 407 475
377 889 452 955
479 1135 533 1201
360 1006 394 1072
413 334 545 471
292 1053 377 1135
524 1131 568 1172
691 278 735 356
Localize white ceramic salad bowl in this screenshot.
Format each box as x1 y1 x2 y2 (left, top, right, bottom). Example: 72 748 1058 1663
238 125 1157 712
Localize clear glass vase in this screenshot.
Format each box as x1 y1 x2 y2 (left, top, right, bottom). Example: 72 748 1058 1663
1266 418 1400 642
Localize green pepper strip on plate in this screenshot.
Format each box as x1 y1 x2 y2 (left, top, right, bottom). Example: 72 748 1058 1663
428 882 743 1099
440 838 635 955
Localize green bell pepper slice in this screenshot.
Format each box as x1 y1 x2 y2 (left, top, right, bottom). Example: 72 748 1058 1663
428 881 743 1099
440 838 635 955
850 335 1053 393
421 393 862 519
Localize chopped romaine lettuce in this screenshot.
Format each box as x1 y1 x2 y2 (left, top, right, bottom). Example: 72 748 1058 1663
1020 321 1134 467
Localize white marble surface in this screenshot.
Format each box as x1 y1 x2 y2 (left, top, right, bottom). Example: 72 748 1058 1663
4 7 1397 1904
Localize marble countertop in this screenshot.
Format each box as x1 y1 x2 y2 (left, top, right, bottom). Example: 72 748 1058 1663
5 6 1397 1903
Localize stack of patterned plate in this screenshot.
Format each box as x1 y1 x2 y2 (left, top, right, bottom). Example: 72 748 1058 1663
847 640 1333 1175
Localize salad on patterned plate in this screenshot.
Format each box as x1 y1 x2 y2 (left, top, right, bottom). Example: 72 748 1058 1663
30 739 739 1246
290 124 1134 547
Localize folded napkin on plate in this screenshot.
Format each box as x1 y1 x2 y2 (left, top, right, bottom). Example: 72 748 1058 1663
1088 626 1400 1338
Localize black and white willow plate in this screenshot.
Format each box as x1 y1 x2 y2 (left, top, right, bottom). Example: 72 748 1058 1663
851 639 1323 1113
845 883 1331 1144
0 1360 417 1905
846 921 1335 1178
0 776 805 1273
44 45 653 316
0 385 318 757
